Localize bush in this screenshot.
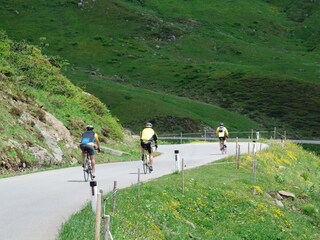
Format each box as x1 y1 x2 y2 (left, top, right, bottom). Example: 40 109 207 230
10 106 23 117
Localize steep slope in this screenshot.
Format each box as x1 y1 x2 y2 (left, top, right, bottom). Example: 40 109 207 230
0 32 127 175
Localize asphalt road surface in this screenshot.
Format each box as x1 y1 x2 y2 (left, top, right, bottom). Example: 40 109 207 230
0 142 266 240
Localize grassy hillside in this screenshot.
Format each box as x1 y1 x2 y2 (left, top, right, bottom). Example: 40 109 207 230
69 71 259 133
0 32 138 175
59 142 320 239
0 0 319 136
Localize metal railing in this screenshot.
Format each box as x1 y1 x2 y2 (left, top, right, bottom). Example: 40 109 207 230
158 128 320 144
158 129 276 143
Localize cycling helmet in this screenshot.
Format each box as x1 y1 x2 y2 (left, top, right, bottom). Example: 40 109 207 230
146 122 153 128
220 122 224 126
86 125 94 131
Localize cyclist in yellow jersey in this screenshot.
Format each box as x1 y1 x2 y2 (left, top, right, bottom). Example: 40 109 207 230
80 125 101 178
216 122 229 150
140 122 158 172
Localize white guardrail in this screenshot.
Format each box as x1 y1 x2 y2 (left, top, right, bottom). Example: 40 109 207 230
157 129 320 144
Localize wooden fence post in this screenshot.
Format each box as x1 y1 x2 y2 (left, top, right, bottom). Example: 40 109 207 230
237 145 240 169
182 158 185 194
103 215 111 240
252 142 257 183
137 168 141 200
235 137 238 160
95 190 102 240
112 181 117 214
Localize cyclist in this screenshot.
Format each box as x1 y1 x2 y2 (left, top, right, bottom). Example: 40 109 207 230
216 123 229 151
140 122 158 172
80 125 101 178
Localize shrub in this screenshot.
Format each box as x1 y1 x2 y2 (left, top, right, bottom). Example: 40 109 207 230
302 204 318 216
10 106 23 117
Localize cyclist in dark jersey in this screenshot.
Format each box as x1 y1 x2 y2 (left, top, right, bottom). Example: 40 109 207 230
80 125 100 178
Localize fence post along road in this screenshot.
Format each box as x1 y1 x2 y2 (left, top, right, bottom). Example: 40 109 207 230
0 141 267 240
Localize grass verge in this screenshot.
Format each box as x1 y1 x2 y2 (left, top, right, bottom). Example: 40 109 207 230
59 142 320 239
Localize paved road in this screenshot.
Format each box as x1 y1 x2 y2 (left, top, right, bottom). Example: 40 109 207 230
0 142 266 240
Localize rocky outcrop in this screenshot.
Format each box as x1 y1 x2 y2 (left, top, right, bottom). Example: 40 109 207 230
1 93 77 171
20 109 77 165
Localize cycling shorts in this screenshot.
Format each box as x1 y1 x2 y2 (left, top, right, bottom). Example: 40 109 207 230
80 144 95 156
219 137 227 141
141 141 152 154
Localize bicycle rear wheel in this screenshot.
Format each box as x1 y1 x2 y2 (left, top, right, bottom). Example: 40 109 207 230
83 159 89 182
142 153 148 174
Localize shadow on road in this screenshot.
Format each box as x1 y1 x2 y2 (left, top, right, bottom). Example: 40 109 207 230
67 180 87 183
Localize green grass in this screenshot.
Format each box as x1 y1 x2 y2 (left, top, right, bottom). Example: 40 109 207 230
1 0 319 136
67 71 259 133
300 144 320 156
58 142 320 239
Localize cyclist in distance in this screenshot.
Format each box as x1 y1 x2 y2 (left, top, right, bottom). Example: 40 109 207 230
140 122 158 172
80 125 101 178
216 122 229 151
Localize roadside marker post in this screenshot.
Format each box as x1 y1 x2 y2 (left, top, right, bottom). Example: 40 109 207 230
90 180 98 213
175 150 180 172
137 168 141 200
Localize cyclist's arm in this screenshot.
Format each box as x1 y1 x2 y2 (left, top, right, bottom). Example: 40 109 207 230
225 129 229 138
154 133 158 148
94 134 101 149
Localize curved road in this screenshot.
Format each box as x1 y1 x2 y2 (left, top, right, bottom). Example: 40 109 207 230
0 142 266 240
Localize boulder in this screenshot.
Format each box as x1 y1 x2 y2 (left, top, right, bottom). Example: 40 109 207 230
278 190 296 200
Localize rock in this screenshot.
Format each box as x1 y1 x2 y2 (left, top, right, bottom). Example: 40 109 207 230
275 200 284 208
29 146 55 165
276 193 283 200
265 192 273 199
277 165 287 170
278 190 295 200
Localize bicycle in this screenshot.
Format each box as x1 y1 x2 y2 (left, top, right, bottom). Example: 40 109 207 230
142 143 157 174
142 144 156 174
219 138 227 154
83 150 93 182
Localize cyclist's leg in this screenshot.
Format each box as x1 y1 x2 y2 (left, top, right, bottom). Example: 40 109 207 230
79 144 86 167
90 155 95 176
219 137 223 150
147 143 153 169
